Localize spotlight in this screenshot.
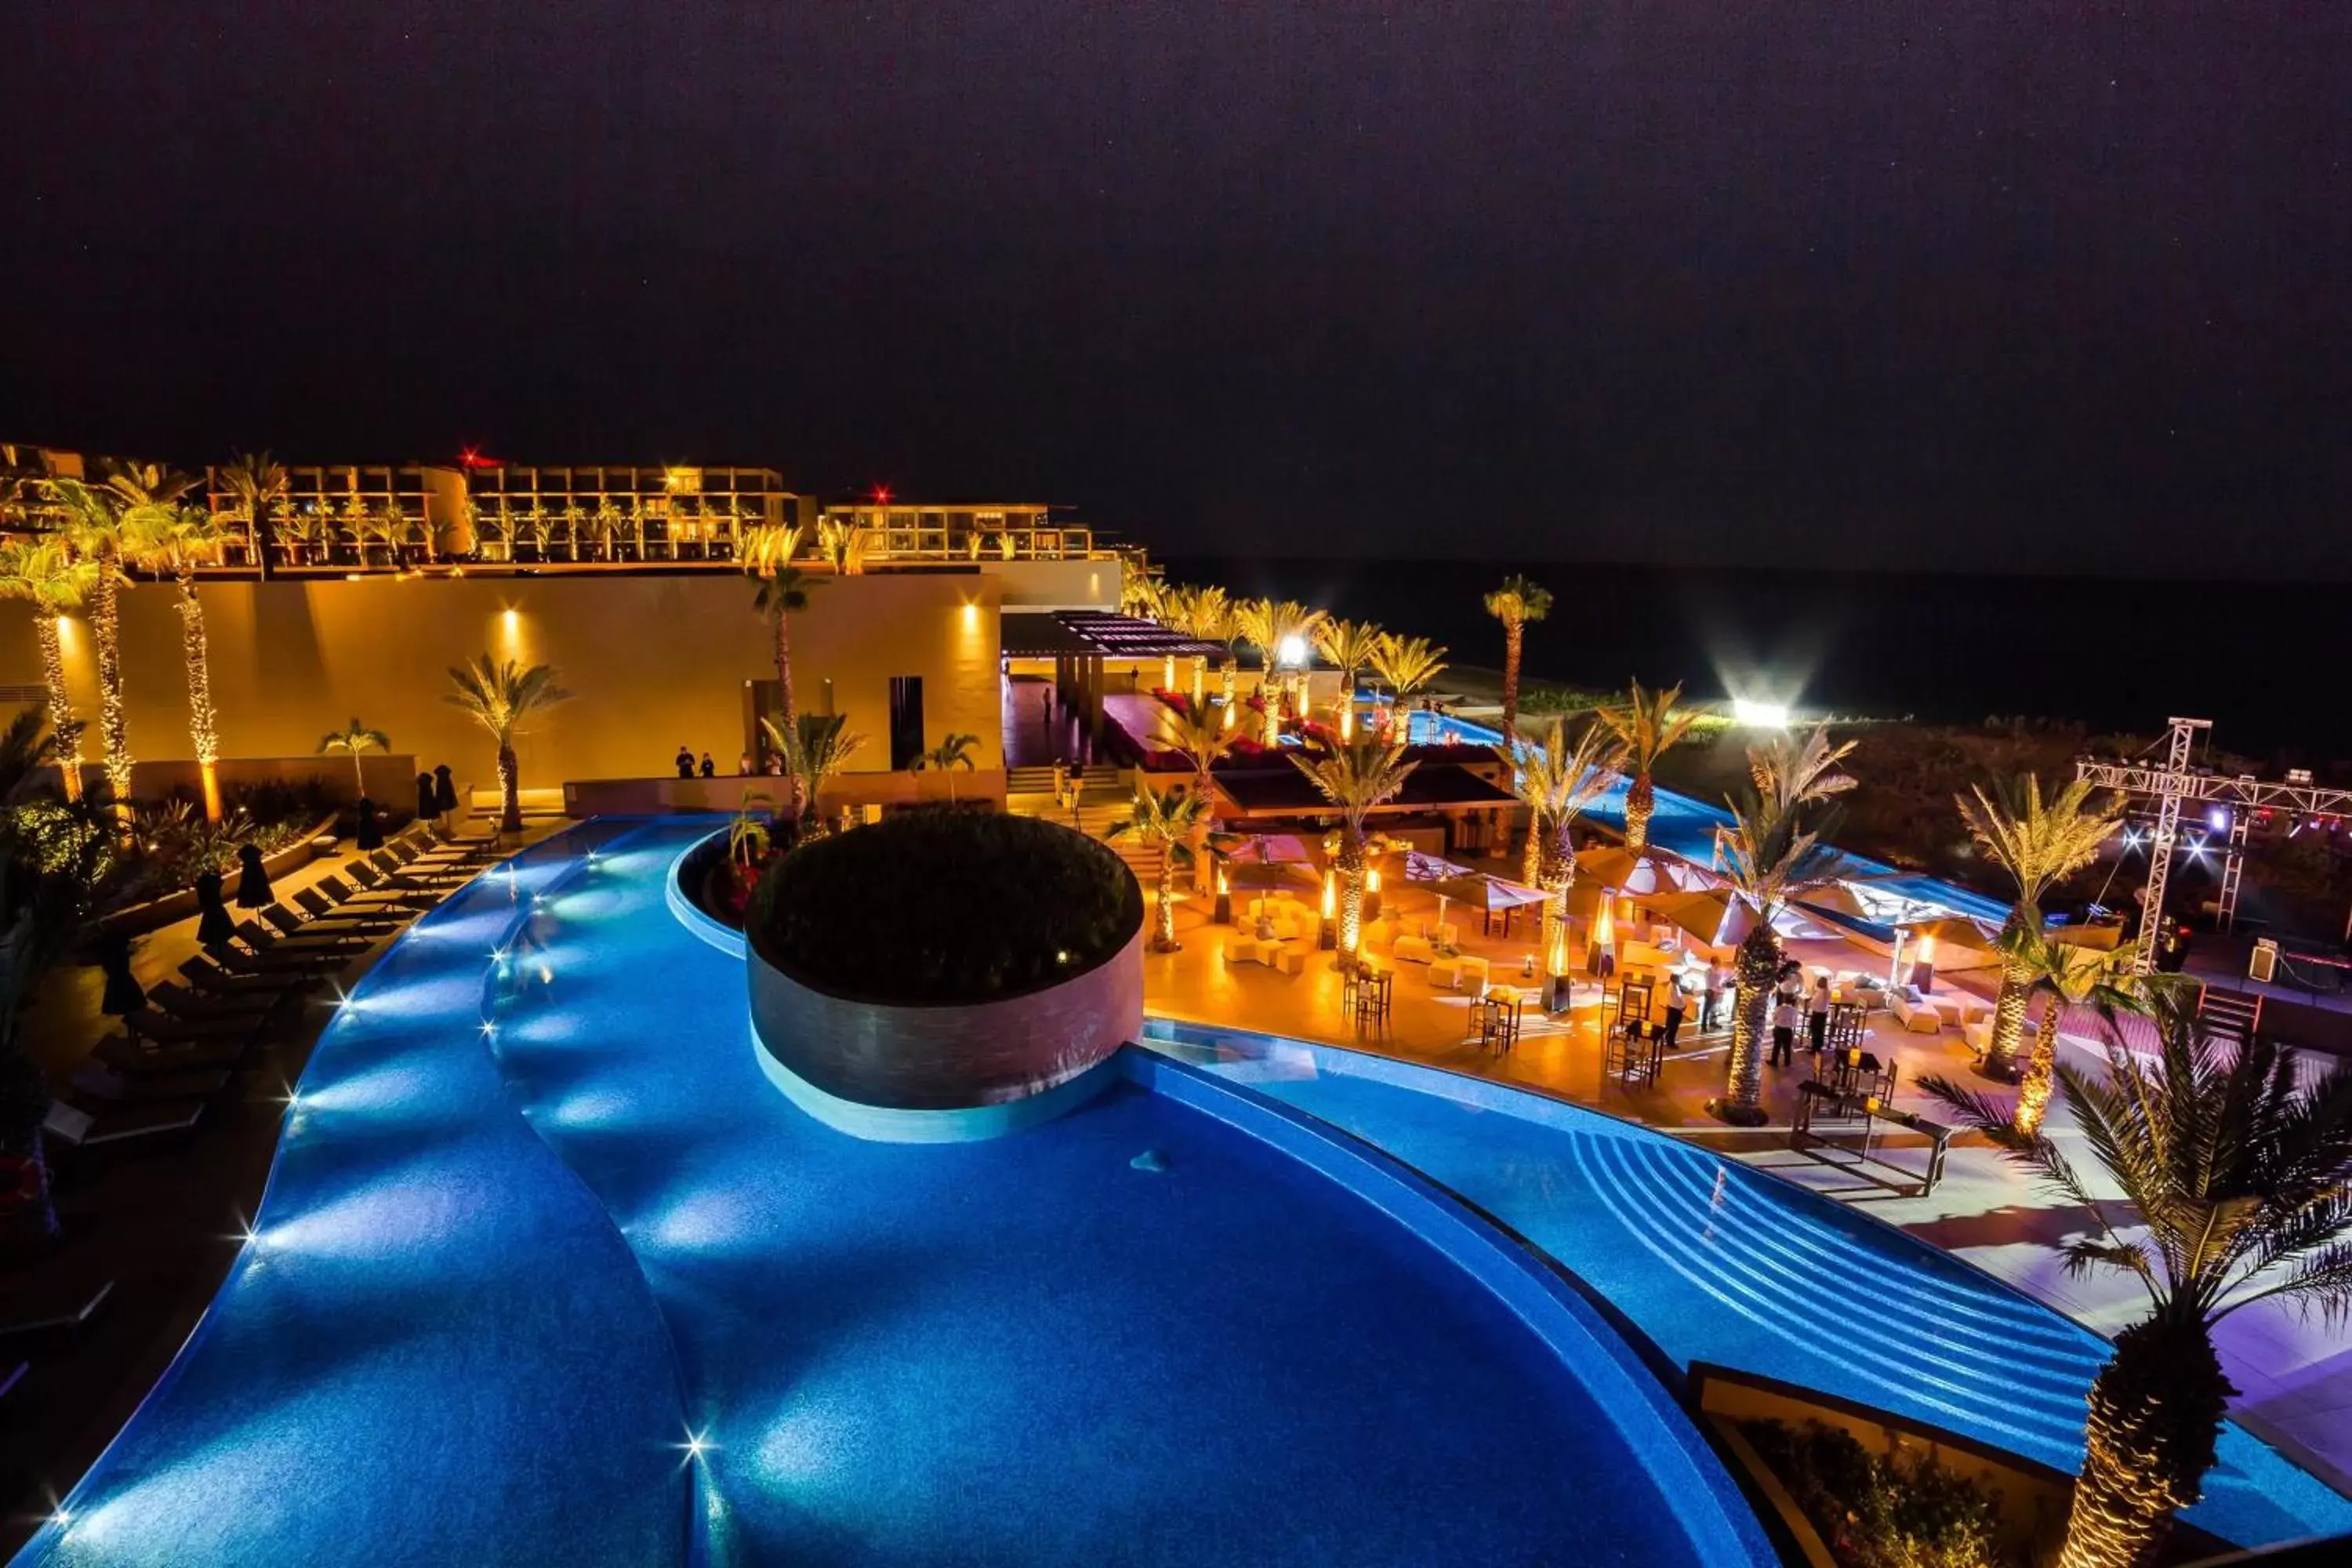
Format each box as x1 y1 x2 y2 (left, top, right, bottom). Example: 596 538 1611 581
1730 698 1790 728
681 1429 716 1462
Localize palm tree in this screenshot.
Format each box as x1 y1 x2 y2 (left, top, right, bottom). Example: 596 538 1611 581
1984 924 2180 1137
217 451 289 577
317 718 392 801
1367 634 1449 728
100 459 198 513
1595 680 1697 855
122 503 234 818
1496 720 1624 991
1958 775 2124 1083
816 517 873 575
1119 569 1165 620
1288 734 1417 959
1711 725 1858 1123
0 539 98 801
50 480 137 811
1155 705 1239 891
759 712 867 839
1314 618 1386 735
1106 785 1207 952
444 655 573 831
912 731 980 802
1922 1003 2352 1568
739 523 814 713
1482 575 1553 742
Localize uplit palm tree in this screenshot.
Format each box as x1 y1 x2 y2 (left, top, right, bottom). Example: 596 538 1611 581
1922 1001 2352 1568
1106 784 1207 952
1156 704 1239 891
1497 719 1624 981
317 717 392 801
1314 617 1387 735
1367 633 1448 727
816 517 873 575
445 654 573 831
100 459 198 513
122 503 234 818
0 538 98 800
760 713 866 837
739 522 814 726
1119 568 1165 620
1289 734 1416 959
1712 725 1858 1123
51 480 138 810
217 451 289 577
1957 774 2123 1083
1597 680 1698 856
1976 924 2179 1137
912 731 980 802
1482 575 1553 742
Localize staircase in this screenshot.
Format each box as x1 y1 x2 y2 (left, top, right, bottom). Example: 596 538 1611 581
1005 770 1163 887
2196 985 2263 1047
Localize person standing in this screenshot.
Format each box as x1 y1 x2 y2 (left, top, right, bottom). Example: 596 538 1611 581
1661 976 1688 1051
699 753 716 779
1769 993 1798 1068
1807 975 1833 1062
1700 958 1724 1032
675 745 695 779
738 751 755 776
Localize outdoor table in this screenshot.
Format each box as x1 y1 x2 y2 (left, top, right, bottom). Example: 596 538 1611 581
1791 1082 1951 1196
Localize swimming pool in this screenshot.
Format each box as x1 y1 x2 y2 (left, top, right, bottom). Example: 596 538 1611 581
1145 1018 2352 1551
1403 709 2009 922
18 820 1766 1566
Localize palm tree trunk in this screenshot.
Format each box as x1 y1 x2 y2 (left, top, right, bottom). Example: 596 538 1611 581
254 506 278 580
2056 1316 2231 1568
34 614 82 802
176 569 223 819
90 559 133 811
1155 856 1178 949
350 750 367 801
774 610 802 818
497 740 521 832
1522 808 1543 887
1501 618 1523 740
1721 922 1781 1122
1625 771 1656 856
1190 768 1214 892
2013 993 2069 1137
1985 908 2034 1079
1337 829 1367 958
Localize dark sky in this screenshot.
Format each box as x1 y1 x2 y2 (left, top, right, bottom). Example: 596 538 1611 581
4 3 2347 575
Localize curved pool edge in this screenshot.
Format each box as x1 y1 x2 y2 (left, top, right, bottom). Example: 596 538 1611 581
1122 1047 1777 1567
13 821 699 1568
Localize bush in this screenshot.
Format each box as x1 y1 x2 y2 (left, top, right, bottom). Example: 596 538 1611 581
751 808 1141 1004
1741 1420 2015 1568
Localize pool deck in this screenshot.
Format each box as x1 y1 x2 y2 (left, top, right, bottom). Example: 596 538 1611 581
1140 883 2352 1497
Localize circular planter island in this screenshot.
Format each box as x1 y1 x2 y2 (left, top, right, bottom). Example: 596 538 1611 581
742 811 1145 1142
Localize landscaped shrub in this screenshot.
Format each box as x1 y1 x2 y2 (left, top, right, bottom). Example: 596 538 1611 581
751 808 1140 1004
1741 1419 2016 1568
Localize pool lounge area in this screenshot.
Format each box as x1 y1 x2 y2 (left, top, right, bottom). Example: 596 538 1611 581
17 820 1767 1567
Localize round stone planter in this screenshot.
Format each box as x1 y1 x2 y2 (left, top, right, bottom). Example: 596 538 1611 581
746 909 1145 1142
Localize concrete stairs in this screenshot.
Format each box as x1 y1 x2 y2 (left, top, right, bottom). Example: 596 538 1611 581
1005 771 1163 887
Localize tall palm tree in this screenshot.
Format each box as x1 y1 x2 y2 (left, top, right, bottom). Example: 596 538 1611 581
1598 680 1698 855
739 523 813 724
816 517 873 575
1496 719 1624 989
1958 775 2124 1083
1712 725 1858 1123
911 731 979 802
216 451 289 577
444 655 573 831
1923 1003 2352 1568
0 538 98 801
317 718 392 800
1367 634 1448 727
1314 617 1387 735
1482 575 1553 742
759 712 866 839
122 503 233 818
1106 784 1207 952
50 480 138 811
1289 734 1417 959
1156 704 1240 891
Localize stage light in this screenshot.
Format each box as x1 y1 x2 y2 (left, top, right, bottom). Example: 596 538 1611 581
2207 805 2229 833
1730 698 1789 728
1276 633 1308 668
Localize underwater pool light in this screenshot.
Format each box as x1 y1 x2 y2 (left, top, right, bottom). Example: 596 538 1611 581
681 1428 717 1463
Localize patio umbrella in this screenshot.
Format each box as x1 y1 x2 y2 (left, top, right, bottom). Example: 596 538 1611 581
1641 889 1764 950
1791 883 1872 921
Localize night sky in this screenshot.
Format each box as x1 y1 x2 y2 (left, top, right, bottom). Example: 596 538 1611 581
4 3 2347 575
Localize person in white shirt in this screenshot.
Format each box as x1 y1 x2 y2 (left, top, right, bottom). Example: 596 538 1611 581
1770 996 1799 1066
1807 975 1833 1060
1700 960 1724 1031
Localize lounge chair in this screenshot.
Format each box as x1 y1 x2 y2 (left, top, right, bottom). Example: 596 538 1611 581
266 899 396 942
71 1063 233 1103
319 870 434 912
0 1276 114 1348
44 1098 205 1151
120 1007 255 1046
145 979 276 1023
232 918 368 958
94 1033 249 1076
292 887 405 933
179 955 310 997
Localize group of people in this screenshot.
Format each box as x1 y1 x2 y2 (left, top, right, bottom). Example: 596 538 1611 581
1768 964 1836 1069
675 745 789 780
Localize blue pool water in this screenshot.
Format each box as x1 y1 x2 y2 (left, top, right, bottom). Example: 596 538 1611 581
1146 1019 2352 1551
1405 709 2009 922
21 820 1761 1566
